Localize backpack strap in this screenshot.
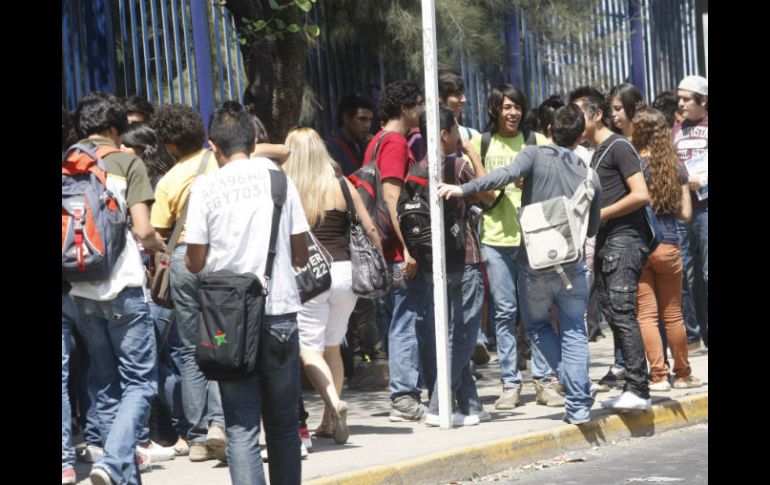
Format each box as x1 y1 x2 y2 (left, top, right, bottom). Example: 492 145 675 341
167 150 213 253
264 169 287 289
366 131 392 167
480 131 492 166
591 137 636 170
523 130 538 146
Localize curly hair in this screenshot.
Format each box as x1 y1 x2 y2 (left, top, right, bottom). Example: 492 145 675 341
151 104 206 157
378 80 421 122
632 108 682 215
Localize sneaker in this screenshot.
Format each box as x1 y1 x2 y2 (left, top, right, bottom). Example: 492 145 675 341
589 382 602 397
137 440 176 462
649 380 672 392
473 342 491 365
423 412 480 426
603 391 651 412
89 467 114 485
136 448 152 472
332 401 349 444
389 395 426 422
687 340 702 352
173 437 190 456
494 384 523 410
78 444 104 463
562 413 591 425
62 467 76 485
534 380 565 407
673 376 703 389
598 365 627 388
469 360 483 379
207 425 228 463
299 426 313 452
478 408 492 422
188 442 215 462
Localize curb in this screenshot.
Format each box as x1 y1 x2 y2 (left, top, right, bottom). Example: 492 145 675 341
304 392 708 485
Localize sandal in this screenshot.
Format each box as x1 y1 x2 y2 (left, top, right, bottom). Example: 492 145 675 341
313 423 334 439
332 401 349 444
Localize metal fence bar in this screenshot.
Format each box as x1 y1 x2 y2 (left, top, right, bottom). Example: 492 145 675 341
138 0 153 102
210 5 226 104
159 0 175 103
222 8 236 101
149 0 163 104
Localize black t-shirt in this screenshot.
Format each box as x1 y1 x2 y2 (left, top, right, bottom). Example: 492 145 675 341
591 134 646 241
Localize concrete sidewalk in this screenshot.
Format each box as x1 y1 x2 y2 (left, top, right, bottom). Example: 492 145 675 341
71 335 708 484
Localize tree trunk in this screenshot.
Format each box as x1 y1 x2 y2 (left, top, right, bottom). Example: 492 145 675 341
223 0 308 143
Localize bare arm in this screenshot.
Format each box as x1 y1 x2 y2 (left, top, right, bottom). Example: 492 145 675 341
383 178 417 278
130 202 165 253
600 172 651 222
460 140 496 206
291 232 309 268
345 178 384 255
185 243 208 274
252 143 291 165
678 183 692 222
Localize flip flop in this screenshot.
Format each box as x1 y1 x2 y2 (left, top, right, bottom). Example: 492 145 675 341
332 401 349 444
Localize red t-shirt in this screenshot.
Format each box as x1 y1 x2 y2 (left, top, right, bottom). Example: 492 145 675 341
363 130 416 262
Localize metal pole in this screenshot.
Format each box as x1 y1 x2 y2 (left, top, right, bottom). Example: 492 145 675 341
420 0 452 430
190 0 216 131
628 0 647 96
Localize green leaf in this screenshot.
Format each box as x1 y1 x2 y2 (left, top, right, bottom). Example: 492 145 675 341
268 0 279 10
307 24 320 37
276 31 285 40
265 33 277 42
255 19 267 31
239 38 247 45
275 18 285 29
287 23 300 33
296 0 312 12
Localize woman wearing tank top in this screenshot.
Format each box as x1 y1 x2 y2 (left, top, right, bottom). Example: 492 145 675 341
631 108 703 391
283 128 382 445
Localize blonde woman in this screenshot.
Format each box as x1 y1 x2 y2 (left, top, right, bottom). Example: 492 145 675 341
283 127 383 445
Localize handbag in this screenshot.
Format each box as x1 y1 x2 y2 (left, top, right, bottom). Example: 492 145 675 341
338 177 390 298
195 169 286 381
294 231 333 303
150 151 212 308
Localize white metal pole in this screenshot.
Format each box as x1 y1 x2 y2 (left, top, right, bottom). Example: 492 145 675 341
420 0 452 430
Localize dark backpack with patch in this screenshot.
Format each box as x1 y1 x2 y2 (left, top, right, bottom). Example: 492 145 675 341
397 159 465 269
62 143 127 282
347 131 396 251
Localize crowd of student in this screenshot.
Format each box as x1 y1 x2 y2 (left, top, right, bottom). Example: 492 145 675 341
61 70 707 485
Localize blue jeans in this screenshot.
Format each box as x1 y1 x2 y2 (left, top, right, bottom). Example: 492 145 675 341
62 294 77 470
428 265 484 415
595 235 650 399
219 313 302 485
519 262 593 422
677 221 702 344
482 245 554 387
138 304 190 443
387 265 437 400
73 286 158 485
170 245 225 444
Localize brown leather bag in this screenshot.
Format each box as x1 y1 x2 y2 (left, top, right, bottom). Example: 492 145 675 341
150 151 212 308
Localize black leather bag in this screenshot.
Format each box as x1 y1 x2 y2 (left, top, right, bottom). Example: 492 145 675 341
339 178 390 298
294 231 333 303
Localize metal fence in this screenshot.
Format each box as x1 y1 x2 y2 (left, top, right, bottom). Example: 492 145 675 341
62 0 702 135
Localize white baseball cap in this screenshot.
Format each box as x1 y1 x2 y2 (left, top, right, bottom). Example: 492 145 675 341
678 75 708 96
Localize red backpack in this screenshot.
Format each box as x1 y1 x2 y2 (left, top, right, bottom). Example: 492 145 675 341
62 143 127 282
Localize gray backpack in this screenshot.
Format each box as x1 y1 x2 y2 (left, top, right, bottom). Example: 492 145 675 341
518 162 595 289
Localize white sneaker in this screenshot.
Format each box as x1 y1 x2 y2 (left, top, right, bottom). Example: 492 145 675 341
649 380 672 392
261 443 308 462
600 393 623 409
478 409 492 422
135 448 152 472
423 413 440 427
452 412 479 426
605 391 651 412
137 441 176 462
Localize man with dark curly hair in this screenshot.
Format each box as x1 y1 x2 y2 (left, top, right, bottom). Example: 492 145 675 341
150 104 227 463
361 80 434 422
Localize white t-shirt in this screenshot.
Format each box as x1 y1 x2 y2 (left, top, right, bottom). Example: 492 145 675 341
185 157 310 315
459 124 480 141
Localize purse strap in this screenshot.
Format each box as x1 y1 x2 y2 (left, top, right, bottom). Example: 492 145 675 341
167 150 213 253
264 169 287 290
338 176 357 224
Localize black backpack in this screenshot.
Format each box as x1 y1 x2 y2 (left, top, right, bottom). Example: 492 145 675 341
348 131 397 251
397 159 465 270
479 129 538 210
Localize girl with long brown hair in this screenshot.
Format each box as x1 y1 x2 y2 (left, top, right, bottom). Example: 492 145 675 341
631 108 702 391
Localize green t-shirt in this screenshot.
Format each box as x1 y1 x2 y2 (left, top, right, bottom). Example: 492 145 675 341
471 131 548 246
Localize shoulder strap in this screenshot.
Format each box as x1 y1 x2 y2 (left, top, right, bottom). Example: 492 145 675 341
167 150 213 253
524 130 538 146
480 131 492 167
591 137 636 170
338 176 357 223
264 169 287 287
366 131 392 167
